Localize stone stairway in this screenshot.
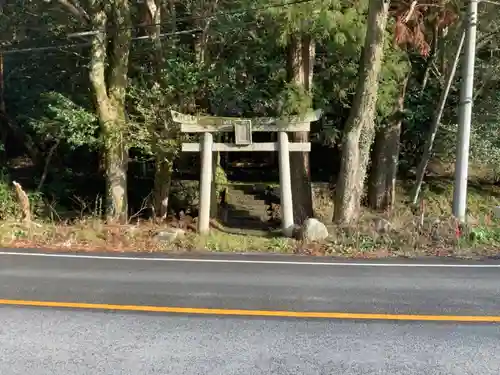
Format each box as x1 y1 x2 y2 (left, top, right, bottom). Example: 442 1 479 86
219 184 279 231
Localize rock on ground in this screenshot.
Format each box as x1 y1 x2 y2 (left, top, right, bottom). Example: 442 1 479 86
373 218 391 234
299 218 329 242
154 228 186 243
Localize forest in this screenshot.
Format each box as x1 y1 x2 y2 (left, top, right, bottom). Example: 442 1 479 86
0 0 499 256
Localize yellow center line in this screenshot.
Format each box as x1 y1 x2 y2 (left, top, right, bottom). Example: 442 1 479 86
0 299 499 322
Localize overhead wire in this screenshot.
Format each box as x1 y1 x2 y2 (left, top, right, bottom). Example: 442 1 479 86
5 0 500 55
2 0 315 54
2 14 275 56
3 28 202 55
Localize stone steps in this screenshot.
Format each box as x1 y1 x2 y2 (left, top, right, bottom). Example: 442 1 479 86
220 185 275 230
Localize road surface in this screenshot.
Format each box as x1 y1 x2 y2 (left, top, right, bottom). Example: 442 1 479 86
0 250 499 374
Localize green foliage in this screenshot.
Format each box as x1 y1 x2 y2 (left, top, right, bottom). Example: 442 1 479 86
204 13 287 117
127 81 180 157
469 226 500 245
423 83 500 181
377 30 410 119
0 170 45 220
214 164 228 186
468 91 500 180
438 119 500 182
29 92 99 148
276 82 312 116
1 0 500 227
168 181 199 214
399 81 437 170
264 0 368 42
313 4 408 144
0 172 18 220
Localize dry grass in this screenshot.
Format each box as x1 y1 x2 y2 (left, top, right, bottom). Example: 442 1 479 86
305 179 500 259
0 217 295 254
1 178 499 259
0 219 165 253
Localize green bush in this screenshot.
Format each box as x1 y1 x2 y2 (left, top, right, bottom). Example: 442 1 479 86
0 171 19 220
0 170 45 220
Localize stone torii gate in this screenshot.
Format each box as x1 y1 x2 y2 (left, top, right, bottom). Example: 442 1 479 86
171 109 323 235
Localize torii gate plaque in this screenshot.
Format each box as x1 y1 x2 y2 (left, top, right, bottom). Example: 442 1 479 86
172 109 323 236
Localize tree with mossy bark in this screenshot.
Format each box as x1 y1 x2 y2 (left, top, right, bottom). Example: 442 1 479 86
334 0 392 225
265 0 369 225
45 0 133 223
367 0 459 211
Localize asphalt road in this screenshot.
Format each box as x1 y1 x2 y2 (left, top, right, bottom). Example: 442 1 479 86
0 251 499 374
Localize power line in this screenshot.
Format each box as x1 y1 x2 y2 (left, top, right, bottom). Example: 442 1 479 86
3 0 314 55
2 13 271 56
2 13 279 56
137 0 316 30
2 28 201 55
4 0 314 35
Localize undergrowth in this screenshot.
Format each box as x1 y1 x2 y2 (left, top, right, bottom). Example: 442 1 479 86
0 177 498 259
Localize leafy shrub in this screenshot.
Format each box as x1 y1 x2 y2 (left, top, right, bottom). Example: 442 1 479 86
0 171 18 220
0 170 45 220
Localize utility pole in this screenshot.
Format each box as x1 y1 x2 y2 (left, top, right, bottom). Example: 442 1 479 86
452 0 478 222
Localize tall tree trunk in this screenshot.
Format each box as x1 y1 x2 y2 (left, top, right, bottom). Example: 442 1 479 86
193 0 217 110
104 126 128 222
192 1 219 217
143 0 174 218
89 0 131 223
438 26 449 75
0 52 6 163
0 52 4 113
333 0 391 225
368 70 410 210
287 34 314 225
153 157 173 218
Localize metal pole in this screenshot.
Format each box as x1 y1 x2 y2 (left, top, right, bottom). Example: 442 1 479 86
198 132 213 234
278 131 294 236
452 0 478 221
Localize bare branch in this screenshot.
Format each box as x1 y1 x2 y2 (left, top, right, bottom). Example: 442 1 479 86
37 140 60 192
53 0 90 23
403 0 418 23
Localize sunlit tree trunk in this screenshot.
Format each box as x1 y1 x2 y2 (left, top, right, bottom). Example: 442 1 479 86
88 0 132 223
142 0 174 218
287 33 314 225
192 0 219 217
334 0 391 225
368 70 410 210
